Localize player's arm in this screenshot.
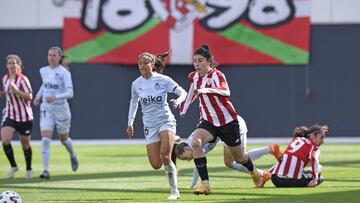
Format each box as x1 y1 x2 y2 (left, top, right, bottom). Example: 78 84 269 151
308 149 321 187
197 72 230 96
54 71 74 99
127 82 140 138
11 78 33 101
166 77 187 109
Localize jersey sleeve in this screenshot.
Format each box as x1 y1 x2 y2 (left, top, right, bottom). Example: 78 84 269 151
310 148 321 182
165 76 187 105
180 72 197 116
199 70 230 96
20 76 33 94
127 82 140 126
54 70 74 99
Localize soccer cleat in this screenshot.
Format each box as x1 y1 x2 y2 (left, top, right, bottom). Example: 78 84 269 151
168 192 180 200
25 170 33 179
269 144 283 162
193 183 211 195
251 170 263 188
260 171 271 188
39 170 50 179
71 156 79 171
7 167 19 178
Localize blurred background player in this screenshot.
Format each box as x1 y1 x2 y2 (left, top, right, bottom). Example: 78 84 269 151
269 124 328 187
180 44 264 195
126 51 187 200
0 54 34 179
175 115 282 188
33 46 78 179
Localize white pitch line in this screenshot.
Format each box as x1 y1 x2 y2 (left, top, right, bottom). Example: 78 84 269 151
4 137 360 146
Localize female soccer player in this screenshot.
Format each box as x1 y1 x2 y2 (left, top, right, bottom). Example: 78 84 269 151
1 54 34 179
175 115 282 188
127 51 187 200
180 44 264 195
269 124 328 187
33 46 78 179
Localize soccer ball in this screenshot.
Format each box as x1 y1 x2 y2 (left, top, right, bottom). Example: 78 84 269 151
0 191 22 203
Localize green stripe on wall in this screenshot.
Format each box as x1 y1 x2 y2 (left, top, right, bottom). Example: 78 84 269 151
65 18 161 62
219 24 309 64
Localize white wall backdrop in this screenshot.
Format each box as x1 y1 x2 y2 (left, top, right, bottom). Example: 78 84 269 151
0 0 359 29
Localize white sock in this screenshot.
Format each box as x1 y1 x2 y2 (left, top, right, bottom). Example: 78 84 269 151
231 161 250 174
61 137 76 158
164 162 179 194
41 137 51 171
190 167 199 188
247 146 270 161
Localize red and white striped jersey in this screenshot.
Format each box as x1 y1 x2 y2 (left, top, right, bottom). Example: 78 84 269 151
2 73 33 122
270 137 320 181
180 68 237 126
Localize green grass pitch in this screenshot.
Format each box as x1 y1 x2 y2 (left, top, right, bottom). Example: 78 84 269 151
0 143 359 202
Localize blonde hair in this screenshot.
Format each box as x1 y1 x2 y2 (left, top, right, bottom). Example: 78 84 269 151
49 46 70 69
5 54 23 73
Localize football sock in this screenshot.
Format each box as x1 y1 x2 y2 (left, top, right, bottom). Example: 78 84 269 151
194 157 209 183
171 144 177 167
241 157 255 172
41 137 51 171
191 167 200 187
3 144 17 167
231 161 250 173
164 162 179 194
61 137 76 158
23 147 32 170
247 146 270 161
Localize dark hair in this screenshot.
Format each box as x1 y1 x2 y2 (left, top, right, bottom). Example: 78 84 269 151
292 126 309 137
293 124 324 138
154 50 171 73
194 44 218 68
174 142 189 158
49 46 70 69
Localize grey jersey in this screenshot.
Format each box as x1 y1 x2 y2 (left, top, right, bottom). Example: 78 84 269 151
36 65 74 105
128 73 186 127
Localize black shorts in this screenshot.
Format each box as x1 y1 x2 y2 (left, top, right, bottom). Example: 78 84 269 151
196 119 241 147
271 171 314 187
1 118 33 136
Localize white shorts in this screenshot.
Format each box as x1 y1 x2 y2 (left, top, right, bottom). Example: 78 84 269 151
144 121 176 145
40 102 71 134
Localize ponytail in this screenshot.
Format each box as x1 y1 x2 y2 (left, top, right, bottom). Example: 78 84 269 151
154 50 171 73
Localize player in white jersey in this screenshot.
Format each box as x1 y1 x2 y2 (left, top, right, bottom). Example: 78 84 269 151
175 115 282 188
33 46 78 179
1 54 34 179
127 51 187 200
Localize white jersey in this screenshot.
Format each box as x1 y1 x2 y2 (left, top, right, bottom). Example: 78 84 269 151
185 115 248 153
128 72 186 128
36 65 74 105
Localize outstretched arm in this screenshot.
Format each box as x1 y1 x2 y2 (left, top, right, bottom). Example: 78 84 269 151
127 83 139 138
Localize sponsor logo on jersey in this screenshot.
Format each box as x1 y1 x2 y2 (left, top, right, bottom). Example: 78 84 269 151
44 83 59 89
141 95 162 104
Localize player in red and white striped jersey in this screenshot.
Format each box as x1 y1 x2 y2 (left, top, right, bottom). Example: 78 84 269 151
180 45 263 195
270 124 328 187
0 54 34 179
